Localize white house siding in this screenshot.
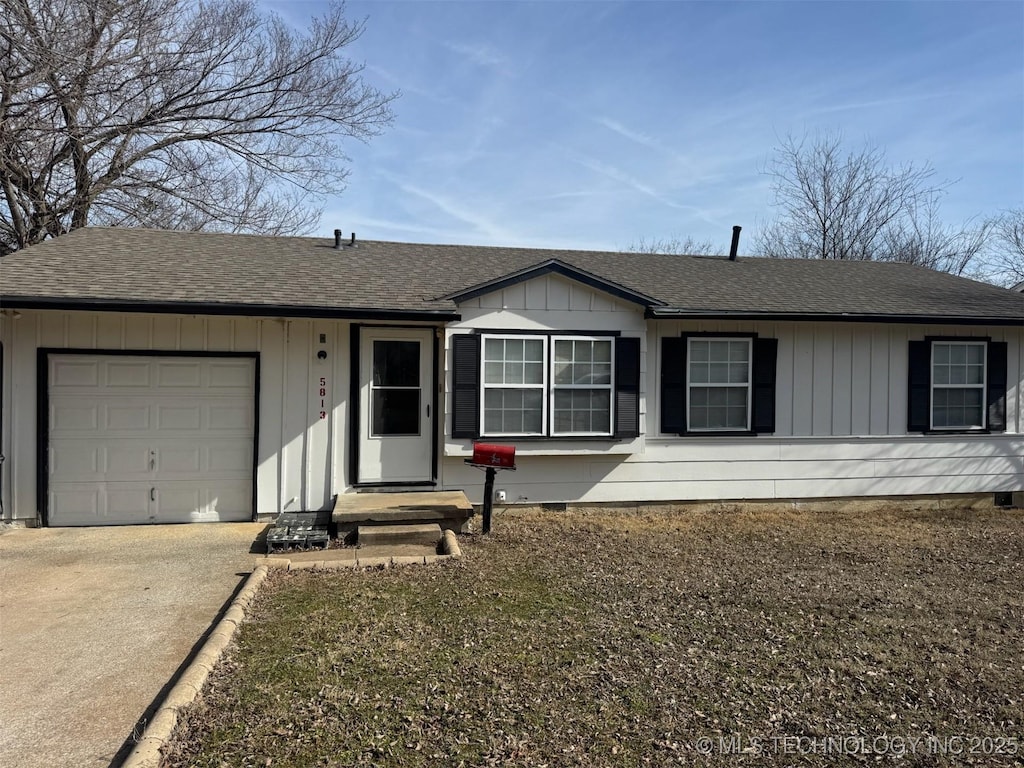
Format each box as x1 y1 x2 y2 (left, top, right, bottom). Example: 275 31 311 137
440 313 1023 505
0 310 376 523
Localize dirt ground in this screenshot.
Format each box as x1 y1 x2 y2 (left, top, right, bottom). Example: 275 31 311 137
167 505 1023 767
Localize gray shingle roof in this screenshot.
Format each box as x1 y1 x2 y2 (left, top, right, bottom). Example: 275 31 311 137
2 227 1021 323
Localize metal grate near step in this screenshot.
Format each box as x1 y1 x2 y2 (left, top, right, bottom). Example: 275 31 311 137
266 511 332 553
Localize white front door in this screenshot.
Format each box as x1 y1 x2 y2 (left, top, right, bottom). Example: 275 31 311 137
357 328 434 484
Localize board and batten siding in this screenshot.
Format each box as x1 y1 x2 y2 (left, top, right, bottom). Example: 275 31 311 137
440 315 1023 504
0 310 354 522
442 273 648 458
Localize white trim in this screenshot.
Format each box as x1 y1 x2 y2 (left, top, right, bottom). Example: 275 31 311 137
929 340 987 431
480 334 548 437
550 335 615 437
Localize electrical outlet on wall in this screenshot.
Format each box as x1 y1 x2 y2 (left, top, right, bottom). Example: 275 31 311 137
495 489 507 503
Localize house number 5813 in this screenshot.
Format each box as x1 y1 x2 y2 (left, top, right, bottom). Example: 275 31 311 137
319 376 327 419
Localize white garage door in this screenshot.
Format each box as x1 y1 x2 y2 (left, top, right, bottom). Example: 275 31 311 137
47 354 256 526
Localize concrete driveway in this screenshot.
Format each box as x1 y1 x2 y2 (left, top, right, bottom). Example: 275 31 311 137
0 523 267 768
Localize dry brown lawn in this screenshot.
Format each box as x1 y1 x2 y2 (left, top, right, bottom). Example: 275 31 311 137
165 505 1023 766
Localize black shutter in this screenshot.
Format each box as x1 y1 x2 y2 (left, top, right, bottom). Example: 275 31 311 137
451 334 480 438
614 337 640 438
661 336 687 434
987 341 1008 432
751 338 778 434
907 340 930 433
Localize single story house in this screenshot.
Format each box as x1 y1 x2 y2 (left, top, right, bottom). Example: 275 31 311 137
0 227 1021 526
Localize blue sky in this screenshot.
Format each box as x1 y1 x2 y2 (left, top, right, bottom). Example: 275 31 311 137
268 0 1023 253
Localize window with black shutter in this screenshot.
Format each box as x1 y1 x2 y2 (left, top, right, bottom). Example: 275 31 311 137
661 333 777 435
907 338 1007 433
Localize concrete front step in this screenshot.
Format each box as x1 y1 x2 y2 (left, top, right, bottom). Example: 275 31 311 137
334 491 475 534
357 523 442 547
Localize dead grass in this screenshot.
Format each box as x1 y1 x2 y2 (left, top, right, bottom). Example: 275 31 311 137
164 506 1023 766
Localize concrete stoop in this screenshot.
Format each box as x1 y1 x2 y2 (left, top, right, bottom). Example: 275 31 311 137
357 522 441 547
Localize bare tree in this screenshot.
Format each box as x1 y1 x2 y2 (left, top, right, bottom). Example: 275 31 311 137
0 0 395 254
984 209 1024 287
625 235 720 256
755 131 986 274
882 199 991 276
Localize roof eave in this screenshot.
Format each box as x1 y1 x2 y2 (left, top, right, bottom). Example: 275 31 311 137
646 308 1024 326
0 296 461 322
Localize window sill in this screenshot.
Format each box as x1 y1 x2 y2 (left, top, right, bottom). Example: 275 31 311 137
445 436 642 457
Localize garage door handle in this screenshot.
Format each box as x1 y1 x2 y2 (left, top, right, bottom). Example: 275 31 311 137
150 488 155 502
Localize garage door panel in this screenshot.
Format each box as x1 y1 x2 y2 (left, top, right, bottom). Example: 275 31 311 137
157 362 203 387
157 447 202 473
50 486 100 521
51 359 100 388
208 404 253 431
104 445 152 475
156 405 203 430
208 444 253 473
52 404 99 431
209 361 255 388
106 361 152 387
48 354 256 526
50 444 100 477
106 404 151 430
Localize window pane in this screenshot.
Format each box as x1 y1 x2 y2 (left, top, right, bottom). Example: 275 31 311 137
933 344 949 364
707 406 728 428
708 388 727 406
484 362 503 383
524 339 544 361
710 363 729 382
554 340 572 363
484 338 503 360
524 361 544 384
966 364 983 385
949 345 966 364
726 407 747 428
372 341 418 387
729 343 749 362
726 388 747 406
729 363 749 384
691 342 709 362
589 362 612 385
505 363 523 384
594 341 612 363
964 389 982 407
933 365 949 385
553 361 572 385
691 387 709 406
690 362 708 383
506 339 524 362
552 389 611 434
967 345 984 364
949 365 966 385
709 341 730 361
372 389 419 435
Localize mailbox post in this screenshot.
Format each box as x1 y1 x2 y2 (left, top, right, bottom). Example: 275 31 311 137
465 443 516 534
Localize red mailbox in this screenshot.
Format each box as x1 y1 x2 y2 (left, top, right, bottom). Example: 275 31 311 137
469 442 516 470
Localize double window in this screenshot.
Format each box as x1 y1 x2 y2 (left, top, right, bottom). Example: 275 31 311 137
451 333 640 440
481 335 613 436
908 338 1006 433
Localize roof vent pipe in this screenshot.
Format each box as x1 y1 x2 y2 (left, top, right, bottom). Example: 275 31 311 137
350 232 356 247
333 229 342 249
729 225 741 261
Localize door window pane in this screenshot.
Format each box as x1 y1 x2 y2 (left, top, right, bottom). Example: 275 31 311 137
372 341 419 387
372 389 420 436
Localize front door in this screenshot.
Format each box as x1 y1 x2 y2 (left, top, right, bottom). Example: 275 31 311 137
357 328 434 484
